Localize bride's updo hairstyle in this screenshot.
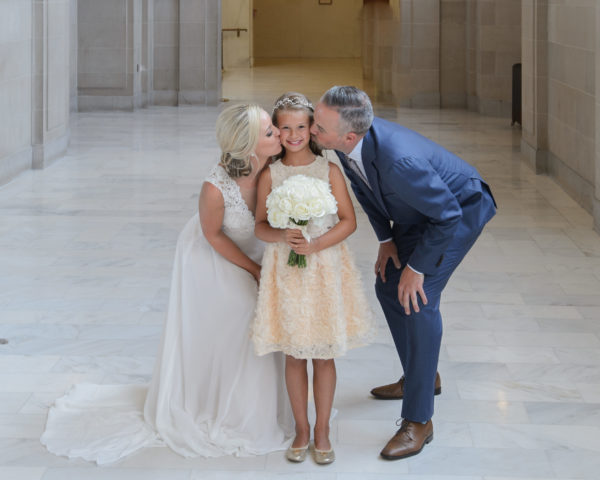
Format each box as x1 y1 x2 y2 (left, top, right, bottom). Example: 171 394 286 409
216 103 262 178
271 92 322 159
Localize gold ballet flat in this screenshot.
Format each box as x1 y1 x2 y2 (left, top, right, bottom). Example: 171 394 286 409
286 443 309 463
313 447 335 465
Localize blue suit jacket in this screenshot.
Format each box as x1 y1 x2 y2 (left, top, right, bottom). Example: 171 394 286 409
337 117 496 275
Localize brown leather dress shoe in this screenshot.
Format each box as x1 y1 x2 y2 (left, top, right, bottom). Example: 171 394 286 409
380 419 433 460
370 372 441 400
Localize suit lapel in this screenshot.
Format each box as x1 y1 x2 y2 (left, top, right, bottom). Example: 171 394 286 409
360 129 390 217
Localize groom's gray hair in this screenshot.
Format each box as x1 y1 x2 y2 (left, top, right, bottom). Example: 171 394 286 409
320 86 373 135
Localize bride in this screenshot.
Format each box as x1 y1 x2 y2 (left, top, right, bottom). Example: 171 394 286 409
41 104 293 464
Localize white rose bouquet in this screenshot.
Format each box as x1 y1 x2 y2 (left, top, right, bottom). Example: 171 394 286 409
266 174 338 268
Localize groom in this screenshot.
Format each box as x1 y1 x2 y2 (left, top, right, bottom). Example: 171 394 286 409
311 86 496 460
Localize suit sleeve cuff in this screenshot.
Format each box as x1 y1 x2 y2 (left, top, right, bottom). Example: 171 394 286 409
379 237 393 243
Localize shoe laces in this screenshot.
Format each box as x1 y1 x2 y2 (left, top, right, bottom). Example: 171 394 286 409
395 418 410 431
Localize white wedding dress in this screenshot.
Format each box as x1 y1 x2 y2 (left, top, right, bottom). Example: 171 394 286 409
41 165 293 464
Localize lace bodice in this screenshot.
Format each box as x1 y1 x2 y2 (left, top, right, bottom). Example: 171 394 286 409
269 156 337 238
205 164 262 261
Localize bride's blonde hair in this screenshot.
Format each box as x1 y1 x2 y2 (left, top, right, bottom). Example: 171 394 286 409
216 103 262 178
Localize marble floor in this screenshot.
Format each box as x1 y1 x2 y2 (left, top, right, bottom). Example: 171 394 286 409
1 59 600 479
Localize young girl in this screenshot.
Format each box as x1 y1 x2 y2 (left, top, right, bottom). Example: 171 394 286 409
253 92 374 465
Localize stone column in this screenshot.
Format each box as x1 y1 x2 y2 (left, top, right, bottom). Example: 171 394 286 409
0 0 33 184
152 0 179 105
140 0 154 107
178 0 221 105
69 0 77 112
520 0 548 173
362 0 395 102
392 0 440 107
467 0 521 117
440 0 467 108
31 0 71 169
595 2 600 232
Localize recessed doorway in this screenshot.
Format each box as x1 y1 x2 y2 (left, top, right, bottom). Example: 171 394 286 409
221 0 365 107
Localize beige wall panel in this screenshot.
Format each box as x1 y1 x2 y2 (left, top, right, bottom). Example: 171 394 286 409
153 68 178 90
154 46 179 71
47 28 69 131
253 0 362 58
180 0 206 20
180 68 205 90
222 0 250 68
596 0 600 229
413 0 439 24
154 21 179 46
548 2 595 51
0 0 33 183
546 0 596 198
154 0 179 21
153 0 179 93
0 78 32 158
179 45 205 69
78 0 128 90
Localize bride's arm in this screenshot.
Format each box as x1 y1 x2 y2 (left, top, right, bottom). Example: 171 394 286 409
199 181 261 283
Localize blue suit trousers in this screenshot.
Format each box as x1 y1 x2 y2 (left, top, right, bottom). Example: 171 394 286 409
375 189 494 422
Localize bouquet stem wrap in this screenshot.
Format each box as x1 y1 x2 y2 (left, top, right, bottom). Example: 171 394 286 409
287 219 309 268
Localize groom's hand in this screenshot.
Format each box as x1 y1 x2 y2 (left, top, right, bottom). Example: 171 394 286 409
375 240 401 282
397 267 428 315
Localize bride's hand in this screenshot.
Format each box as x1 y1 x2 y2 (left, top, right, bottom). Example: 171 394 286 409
251 264 261 286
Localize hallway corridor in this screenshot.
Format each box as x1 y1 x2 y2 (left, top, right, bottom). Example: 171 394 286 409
1 63 600 479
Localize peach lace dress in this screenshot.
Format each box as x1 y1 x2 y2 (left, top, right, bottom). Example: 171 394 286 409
252 156 375 359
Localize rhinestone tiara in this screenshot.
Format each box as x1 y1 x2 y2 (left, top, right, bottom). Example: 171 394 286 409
273 96 313 112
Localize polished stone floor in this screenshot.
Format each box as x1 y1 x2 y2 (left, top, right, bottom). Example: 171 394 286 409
1 59 600 479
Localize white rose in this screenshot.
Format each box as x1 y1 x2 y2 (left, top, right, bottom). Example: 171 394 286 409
308 197 326 218
288 184 306 202
266 191 281 209
278 197 293 215
292 202 311 221
268 209 289 229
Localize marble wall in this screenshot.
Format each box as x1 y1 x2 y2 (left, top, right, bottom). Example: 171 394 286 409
152 0 179 104
546 0 596 213
179 0 221 105
0 0 70 185
77 0 147 110
70 0 78 112
469 0 522 116
394 0 441 107
441 0 467 108
521 0 548 173
253 0 363 59
363 0 396 102
382 0 519 112
222 0 251 69
522 0 599 230
0 0 33 183
596 1 600 229
77 0 220 109
32 0 71 169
